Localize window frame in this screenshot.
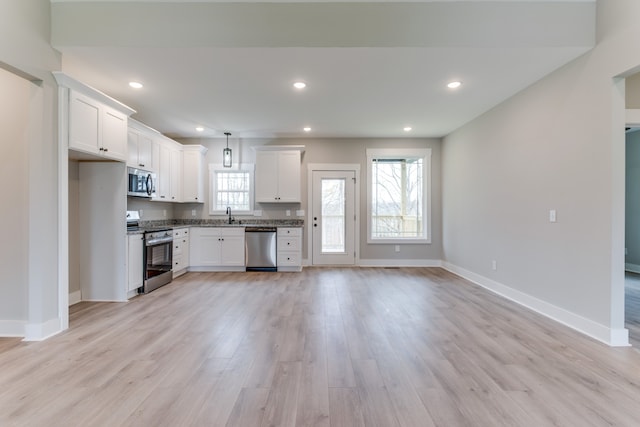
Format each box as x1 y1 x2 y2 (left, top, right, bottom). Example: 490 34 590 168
366 148 431 244
208 163 255 216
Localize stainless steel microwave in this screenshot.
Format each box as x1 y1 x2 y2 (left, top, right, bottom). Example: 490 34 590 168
127 167 156 198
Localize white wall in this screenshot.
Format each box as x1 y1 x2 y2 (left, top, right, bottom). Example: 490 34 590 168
442 0 640 346
174 137 443 263
69 161 80 297
0 0 62 338
0 68 30 333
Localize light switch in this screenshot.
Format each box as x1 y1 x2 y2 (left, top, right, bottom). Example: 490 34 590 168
296 210 305 216
549 209 557 223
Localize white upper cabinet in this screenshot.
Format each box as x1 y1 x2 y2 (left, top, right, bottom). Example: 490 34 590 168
127 129 154 171
255 147 303 203
154 137 183 202
170 146 183 202
182 145 208 203
54 73 135 162
155 141 172 201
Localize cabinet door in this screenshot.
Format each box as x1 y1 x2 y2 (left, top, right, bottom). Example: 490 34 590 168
255 151 279 202
127 234 144 293
276 151 301 202
220 235 245 266
138 134 153 170
182 150 202 203
102 108 127 161
170 147 183 202
156 144 171 200
69 90 100 155
190 228 221 266
127 130 139 167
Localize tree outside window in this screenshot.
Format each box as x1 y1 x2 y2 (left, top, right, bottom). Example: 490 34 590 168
367 149 431 244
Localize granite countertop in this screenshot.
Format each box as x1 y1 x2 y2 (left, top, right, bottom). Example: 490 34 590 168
127 219 304 235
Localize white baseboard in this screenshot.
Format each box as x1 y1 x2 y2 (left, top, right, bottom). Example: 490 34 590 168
69 290 82 306
358 259 443 267
625 263 640 274
0 320 27 337
302 258 443 268
23 317 62 341
441 262 630 347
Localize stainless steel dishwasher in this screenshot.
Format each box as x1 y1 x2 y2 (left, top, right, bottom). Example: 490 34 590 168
245 226 277 271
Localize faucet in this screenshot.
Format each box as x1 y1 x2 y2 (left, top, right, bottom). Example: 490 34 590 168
226 206 233 224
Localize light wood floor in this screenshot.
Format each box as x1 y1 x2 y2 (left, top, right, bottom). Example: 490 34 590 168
2 267 640 426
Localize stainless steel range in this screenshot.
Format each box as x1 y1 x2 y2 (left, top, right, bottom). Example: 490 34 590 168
144 229 173 293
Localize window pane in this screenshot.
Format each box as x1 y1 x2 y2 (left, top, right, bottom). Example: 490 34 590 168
321 178 345 253
371 158 424 239
214 171 251 211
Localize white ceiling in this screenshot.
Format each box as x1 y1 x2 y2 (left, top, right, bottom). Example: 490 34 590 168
51 1 595 139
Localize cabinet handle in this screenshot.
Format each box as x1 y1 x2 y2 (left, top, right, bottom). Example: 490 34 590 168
99 147 104 151
160 196 165 199
195 197 198 200
103 148 108 152
287 242 291 246
139 163 145 167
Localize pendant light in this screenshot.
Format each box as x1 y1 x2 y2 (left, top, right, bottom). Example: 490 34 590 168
223 132 232 168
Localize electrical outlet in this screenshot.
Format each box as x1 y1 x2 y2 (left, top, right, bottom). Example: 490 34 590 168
492 260 497 271
163 209 167 218
395 245 400 253
139 209 143 218
191 209 196 217
285 210 291 217
253 210 262 217
549 209 557 222
296 209 305 216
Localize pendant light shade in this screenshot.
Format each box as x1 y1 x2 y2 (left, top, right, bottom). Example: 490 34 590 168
223 132 232 168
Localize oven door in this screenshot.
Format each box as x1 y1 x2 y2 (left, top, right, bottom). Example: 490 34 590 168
144 240 173 293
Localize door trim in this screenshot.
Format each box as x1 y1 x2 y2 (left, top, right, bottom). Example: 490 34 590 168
307 163 360 266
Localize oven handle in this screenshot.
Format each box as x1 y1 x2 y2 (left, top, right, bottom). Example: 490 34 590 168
146 237 173 246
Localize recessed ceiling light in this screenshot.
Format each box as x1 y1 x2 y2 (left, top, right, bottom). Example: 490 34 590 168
293 81 307 89
447 81 462 89
195 126 204 132
303 127 311 132
404 126 412 132
129 81 143 89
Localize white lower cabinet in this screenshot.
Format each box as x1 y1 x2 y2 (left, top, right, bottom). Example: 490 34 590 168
173 228 190 278
127 234 144 297
190 227 245 270
277 227 302 272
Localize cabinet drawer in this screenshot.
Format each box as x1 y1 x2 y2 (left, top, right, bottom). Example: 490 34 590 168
278 236 300 252
277 252 301 266
174 241 183 256
173 228 189 238
278 227 301 237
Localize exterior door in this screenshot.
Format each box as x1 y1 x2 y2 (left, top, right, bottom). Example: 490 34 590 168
312 170 356 265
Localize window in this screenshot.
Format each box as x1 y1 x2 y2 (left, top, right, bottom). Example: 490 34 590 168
209 164 254 215
367 148 431 243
